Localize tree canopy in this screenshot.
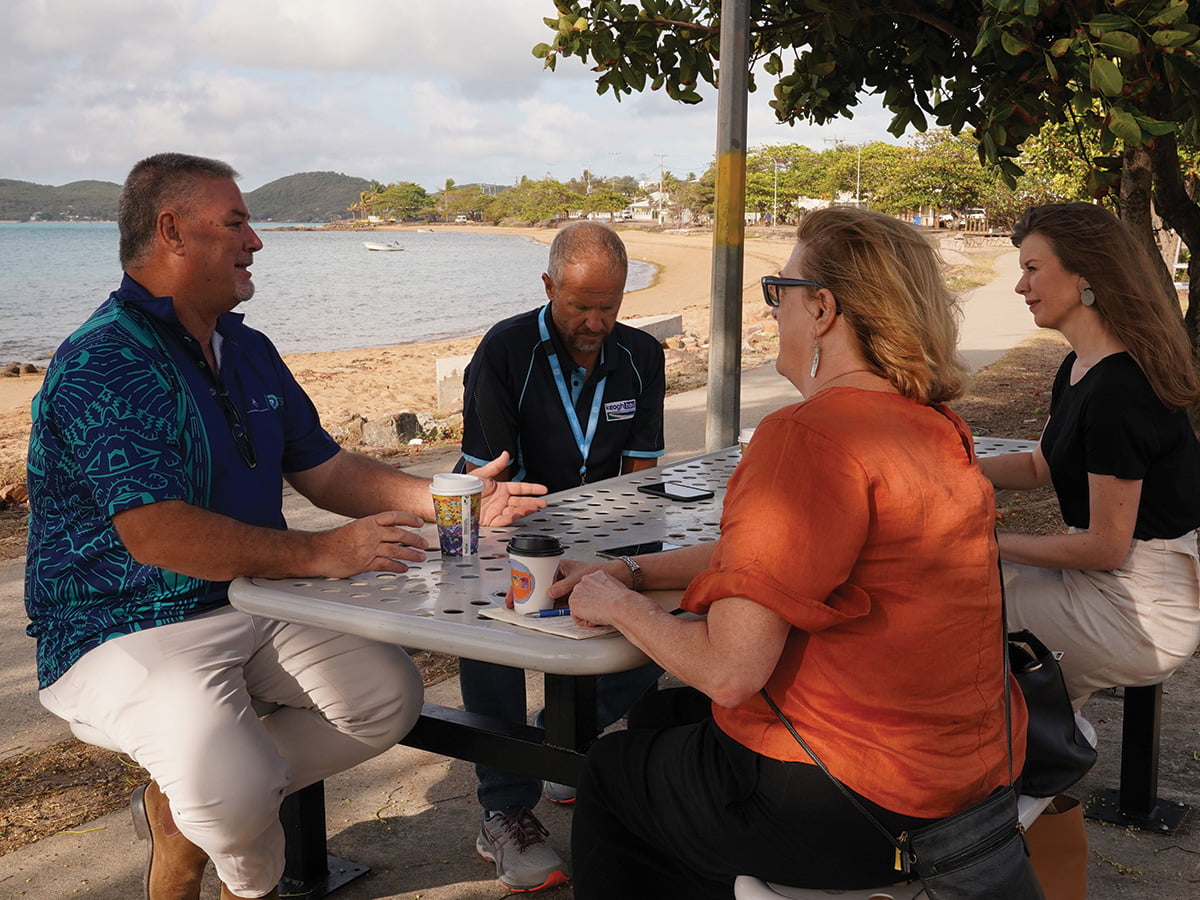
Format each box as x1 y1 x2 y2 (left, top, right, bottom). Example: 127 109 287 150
535 0 1200 337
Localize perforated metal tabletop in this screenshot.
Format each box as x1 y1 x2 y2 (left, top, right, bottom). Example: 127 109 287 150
229 448 739 675
229 438 1035 674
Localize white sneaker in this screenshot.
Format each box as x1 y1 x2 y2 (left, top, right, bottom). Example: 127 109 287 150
542 780 577 805
476 807 569 892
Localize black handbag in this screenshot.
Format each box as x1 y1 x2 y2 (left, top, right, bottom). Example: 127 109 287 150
1009 629 1097 797
900 786 1043 900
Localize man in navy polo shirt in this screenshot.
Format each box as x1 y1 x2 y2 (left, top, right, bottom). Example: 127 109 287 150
458 221 665 891
24 152 546 900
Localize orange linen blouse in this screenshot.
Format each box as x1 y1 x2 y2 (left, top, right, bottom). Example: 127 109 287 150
682 388 1027 819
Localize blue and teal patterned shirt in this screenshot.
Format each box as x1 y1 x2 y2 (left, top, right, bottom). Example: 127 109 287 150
25 275 340 687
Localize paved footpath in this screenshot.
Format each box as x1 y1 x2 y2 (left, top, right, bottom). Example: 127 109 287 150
3 249 1199 897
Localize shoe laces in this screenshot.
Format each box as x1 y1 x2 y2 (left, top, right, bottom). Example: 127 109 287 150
495 807 550 851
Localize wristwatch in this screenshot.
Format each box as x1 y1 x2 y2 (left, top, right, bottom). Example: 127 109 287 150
616 555 643 592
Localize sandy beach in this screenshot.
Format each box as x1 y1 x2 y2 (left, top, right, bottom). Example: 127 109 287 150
0 226 795 477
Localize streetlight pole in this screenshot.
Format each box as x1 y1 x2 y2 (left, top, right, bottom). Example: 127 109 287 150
856 145 861 204
772 159 779 227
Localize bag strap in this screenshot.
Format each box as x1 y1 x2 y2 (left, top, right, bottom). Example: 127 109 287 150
760 547 1014 867
759 688 904 856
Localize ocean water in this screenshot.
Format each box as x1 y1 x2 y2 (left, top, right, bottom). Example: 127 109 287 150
0 223 655 364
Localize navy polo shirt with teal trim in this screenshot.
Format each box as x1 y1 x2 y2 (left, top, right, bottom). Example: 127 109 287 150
25 274 340 687
461 303 665 493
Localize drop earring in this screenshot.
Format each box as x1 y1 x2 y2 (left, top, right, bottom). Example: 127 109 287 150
810 342 821 378
1080 288 1096 307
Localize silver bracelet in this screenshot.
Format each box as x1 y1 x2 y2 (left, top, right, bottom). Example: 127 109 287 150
616 555 643 592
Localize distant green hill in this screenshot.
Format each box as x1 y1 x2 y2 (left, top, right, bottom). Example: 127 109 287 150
245 172 371 223
0 179 121 221
0 171 372 223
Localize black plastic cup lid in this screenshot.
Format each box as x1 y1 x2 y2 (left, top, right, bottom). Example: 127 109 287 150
507 534 564 556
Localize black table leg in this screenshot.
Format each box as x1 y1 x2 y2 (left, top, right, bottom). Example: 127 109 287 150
541 672 599 784
1084 684 1189 832
399 673 598 787
278 781 370 896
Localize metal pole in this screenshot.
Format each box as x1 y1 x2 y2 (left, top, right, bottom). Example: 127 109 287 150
772 161 778 227
856 145 861 204
706 0 749 452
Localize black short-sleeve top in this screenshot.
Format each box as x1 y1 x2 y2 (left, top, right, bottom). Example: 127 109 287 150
460 304 665 493
1041 351 1200 540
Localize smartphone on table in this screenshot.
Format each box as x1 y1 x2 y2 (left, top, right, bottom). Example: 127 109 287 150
595 540 683 560
636 481 715 502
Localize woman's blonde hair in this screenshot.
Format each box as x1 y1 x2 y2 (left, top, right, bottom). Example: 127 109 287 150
1012 202 1200 410
795 207 967 404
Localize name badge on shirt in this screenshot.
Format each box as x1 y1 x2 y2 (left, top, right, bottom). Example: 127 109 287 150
604 399 637 422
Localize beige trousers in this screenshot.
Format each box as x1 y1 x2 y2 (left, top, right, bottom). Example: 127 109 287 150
40 605 423 896
1004 531 1200 710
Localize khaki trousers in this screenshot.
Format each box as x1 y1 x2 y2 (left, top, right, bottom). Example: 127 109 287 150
1004 531 1200 710
40 605 422 896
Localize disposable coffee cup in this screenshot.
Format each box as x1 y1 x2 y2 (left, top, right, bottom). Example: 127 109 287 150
738 427 756 456
508 534 565 614
429 473 484 556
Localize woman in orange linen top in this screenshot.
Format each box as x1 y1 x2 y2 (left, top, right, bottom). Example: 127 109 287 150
550 207 1027 899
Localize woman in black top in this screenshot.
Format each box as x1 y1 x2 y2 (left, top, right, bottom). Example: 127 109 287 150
978 202 1200 709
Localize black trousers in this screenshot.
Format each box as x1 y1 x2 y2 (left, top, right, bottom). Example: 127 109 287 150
570 688 939 900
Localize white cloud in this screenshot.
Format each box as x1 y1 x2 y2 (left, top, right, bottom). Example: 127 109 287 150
0 0 901 190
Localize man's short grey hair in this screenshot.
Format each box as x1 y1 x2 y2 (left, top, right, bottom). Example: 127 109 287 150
545 221 628 285
118 152 239 268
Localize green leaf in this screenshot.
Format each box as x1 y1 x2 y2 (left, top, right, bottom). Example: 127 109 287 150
1150 2 1189 27
974 25 999 57
1151 29 1197 48
1108 107 1142 143
1049 37 1074 57
980 131 998 162
1098 126 1117 154
998 157 1024 184
1000 31 1030 56
1085 14 1132 35
532 43 552 59
1043 51 1058 81
1090 57 1124 96
1097 31 1140 57
1134 115 1177 136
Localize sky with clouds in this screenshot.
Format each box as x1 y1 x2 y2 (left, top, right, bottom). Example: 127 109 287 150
2 0 898 193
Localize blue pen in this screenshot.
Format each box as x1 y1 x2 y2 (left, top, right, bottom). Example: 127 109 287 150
525 607 572 618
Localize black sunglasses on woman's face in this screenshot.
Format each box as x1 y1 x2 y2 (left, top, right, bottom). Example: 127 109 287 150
761 275 839 312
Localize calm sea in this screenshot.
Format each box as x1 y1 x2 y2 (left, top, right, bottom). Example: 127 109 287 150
0 223 655 364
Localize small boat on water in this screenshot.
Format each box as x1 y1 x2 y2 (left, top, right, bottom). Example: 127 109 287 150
364 240 403 251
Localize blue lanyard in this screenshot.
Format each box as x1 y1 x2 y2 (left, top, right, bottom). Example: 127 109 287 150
539 305 606 484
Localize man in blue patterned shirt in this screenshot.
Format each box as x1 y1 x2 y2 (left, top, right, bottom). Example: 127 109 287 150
24 152 545 900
